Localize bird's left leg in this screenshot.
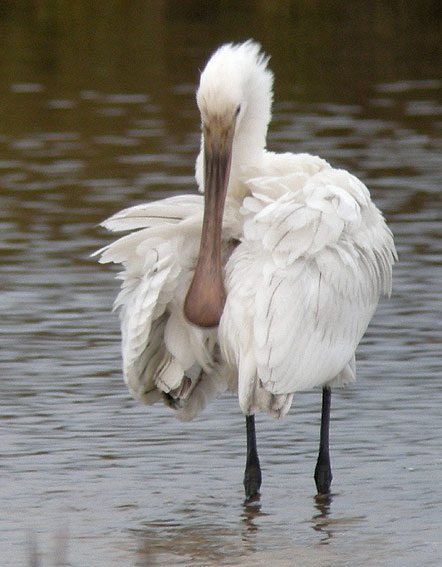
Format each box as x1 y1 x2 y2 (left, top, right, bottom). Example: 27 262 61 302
244 414 262 502
314 386 333 495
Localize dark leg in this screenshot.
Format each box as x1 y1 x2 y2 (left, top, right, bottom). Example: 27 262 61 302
244 414 262 502
314 386 333 495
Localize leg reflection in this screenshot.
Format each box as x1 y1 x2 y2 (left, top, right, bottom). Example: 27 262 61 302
311 493 334 543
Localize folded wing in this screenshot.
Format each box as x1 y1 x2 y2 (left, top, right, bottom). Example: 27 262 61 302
95 194 227 421
221 162 396 416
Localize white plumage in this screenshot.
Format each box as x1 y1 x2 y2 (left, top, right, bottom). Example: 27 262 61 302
96 40 396 498
222 153 395 416
98 195 226 421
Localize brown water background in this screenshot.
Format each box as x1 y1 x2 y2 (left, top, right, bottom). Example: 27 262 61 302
1 2 441 565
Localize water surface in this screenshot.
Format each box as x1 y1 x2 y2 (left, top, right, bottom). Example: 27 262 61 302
1 3 441 566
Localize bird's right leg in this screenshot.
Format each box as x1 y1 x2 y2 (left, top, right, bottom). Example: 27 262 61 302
244 414 262 502
314 386 333 496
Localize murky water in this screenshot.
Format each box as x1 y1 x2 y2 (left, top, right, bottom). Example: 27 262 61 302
1 3 441 566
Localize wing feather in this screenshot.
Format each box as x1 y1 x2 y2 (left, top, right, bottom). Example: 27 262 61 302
95 196 225 419
221 160 396 416
101 194 203 231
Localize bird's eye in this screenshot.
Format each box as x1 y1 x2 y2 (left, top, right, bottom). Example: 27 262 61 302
235 105 241 117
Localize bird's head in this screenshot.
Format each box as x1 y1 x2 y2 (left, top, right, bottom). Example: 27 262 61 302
184 41 273 328
195 40 273 195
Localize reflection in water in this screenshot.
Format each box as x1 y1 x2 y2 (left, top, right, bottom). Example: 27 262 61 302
241 501 264 536
309 505 367 548
27 527 69 567
133 502 353 567
134 502 275 566
134 518 246 567
311 495 333 544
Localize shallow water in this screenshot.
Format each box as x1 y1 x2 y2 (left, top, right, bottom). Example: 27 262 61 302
1 3 441 566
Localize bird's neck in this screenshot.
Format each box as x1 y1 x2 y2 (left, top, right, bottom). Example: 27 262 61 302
195 110 268 202
228 116 267 201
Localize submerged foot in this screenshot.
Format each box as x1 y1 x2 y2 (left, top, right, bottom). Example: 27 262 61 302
244 464 262 503
314 454 333 496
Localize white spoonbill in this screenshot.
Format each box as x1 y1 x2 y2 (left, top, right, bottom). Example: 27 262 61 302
96 40 396 501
